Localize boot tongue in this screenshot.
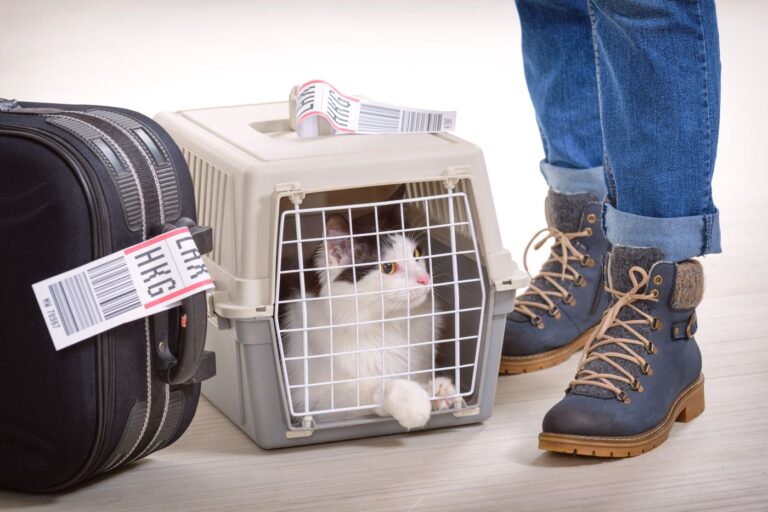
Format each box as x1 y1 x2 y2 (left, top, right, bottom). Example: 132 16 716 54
608 245 665 292
571 245 664 400
509 190 598 322
545 190 597 233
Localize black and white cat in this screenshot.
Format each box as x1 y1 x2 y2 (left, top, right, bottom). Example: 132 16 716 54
281 204 457 428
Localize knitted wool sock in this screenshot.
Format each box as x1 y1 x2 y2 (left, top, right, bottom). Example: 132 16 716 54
545 190 597 233
510 190 598 321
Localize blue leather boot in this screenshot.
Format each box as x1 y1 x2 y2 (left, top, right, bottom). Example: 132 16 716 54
539 246 705 457
501 190 611 374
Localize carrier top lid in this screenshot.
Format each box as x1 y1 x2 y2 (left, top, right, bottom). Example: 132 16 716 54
178 102 454 162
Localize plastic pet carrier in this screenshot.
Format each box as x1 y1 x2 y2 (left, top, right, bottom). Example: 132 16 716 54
154 101 528 448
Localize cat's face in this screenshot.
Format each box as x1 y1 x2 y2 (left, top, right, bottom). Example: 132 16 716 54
316 211 433 314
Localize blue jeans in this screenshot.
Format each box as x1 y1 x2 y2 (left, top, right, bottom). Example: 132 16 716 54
516 0 721 262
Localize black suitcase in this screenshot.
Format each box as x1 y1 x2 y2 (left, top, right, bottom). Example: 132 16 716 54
0 99 215 492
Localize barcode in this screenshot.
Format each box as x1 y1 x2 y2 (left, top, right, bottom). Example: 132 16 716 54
358 103 400 132
48 256 141 336
400 111 444 132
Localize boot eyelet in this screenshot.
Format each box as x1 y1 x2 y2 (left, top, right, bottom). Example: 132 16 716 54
641 362 653 375
647 343 657 354
583 227 593 236
548 306 560 318
575 275 587 287
563 293 576 305
631 379 643 392
617 391 631 404
653 275 664 285
651 317 663 331
650 289 659 298
531 315 545 329
586 213 597 224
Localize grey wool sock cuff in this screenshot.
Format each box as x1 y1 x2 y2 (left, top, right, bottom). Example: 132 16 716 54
545 190 598 234
607 245 665 292
671 260 705 310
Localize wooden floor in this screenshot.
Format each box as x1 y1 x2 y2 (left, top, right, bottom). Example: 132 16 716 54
2 203 765 511
2 1 766 511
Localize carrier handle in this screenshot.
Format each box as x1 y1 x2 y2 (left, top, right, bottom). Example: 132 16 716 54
155 218 216 385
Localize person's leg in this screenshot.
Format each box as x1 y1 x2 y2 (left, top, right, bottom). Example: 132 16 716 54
540 0 720 457
595 0 721 261
516 0 606 194
502 0 611 374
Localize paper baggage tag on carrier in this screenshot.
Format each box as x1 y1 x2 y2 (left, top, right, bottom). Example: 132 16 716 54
32 227 214 351
293 80 456 137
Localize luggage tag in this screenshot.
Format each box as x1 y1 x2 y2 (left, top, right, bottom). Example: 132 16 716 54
32 227 214 350
291 80 457 137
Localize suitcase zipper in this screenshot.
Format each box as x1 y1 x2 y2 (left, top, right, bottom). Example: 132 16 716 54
41 109 176 468
0 125 117 492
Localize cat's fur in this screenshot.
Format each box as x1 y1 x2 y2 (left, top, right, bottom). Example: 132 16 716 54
280 204 456 428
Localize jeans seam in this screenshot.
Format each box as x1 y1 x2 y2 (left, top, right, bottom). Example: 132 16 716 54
586 0 615 206
696 0 714 218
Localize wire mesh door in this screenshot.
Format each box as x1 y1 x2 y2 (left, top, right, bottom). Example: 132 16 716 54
274 188 486 420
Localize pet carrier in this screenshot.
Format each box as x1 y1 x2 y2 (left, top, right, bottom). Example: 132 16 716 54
154 101 528 448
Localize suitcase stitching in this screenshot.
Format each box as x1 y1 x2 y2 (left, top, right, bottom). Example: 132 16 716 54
84 113 178 462
83 111 167 225
40 113 156 474
53 115 155 471
46 115 146 231
84 109 181 224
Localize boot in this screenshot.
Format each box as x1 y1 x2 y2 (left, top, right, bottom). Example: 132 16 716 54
538 246 705 457
501 190 611 374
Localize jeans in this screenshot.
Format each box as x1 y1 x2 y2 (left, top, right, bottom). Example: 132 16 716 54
516 0 721 262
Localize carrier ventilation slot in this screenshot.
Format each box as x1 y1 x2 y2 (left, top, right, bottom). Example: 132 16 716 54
182 149 228 265
406 181 471 240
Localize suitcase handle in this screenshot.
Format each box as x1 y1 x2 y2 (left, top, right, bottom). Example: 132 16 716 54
154 218 216 385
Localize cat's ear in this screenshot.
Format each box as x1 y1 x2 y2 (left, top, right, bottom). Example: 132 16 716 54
377 202 403 230
325 214 351 266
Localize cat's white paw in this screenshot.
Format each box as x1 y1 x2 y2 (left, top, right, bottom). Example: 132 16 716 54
428 377 458 411
380 379 432 429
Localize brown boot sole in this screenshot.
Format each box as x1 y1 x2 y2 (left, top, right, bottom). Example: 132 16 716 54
499 325 597 375
538 374 705 458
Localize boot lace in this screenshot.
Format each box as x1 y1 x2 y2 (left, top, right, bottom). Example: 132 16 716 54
513 226 594 327
569 266 659 403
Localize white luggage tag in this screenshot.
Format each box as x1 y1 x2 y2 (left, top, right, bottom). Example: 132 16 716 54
290 80 456 137
32 227 214 350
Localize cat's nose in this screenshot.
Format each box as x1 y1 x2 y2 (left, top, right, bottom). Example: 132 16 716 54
416 275 429 285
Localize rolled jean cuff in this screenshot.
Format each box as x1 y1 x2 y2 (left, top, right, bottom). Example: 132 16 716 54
604 204 722 262
540 160 608 200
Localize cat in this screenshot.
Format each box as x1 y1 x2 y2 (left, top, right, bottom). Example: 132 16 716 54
280 202 458 429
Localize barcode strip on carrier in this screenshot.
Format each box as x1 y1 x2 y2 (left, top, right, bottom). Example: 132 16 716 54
400 111 445 133
47 256 141 336
358 103 449 134
358 103 400 132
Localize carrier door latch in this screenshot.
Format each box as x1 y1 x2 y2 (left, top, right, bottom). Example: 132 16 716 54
286 416 316 438
442 165 471 190
275 182 305 205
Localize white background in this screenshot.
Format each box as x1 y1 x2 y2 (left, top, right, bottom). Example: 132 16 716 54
1 0 765 295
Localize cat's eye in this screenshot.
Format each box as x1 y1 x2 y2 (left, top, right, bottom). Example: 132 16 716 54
413 247 421 259
380 262 397 275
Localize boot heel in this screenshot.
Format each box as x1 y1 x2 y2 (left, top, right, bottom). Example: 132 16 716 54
676 379 705 423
